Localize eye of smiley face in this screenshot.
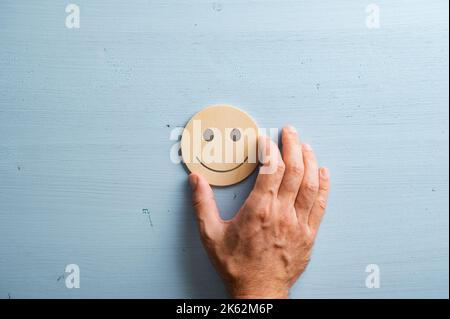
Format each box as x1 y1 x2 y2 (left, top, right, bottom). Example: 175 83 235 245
203 128 214 142
181 104 259 186
203 128 241 143
230 128 241 142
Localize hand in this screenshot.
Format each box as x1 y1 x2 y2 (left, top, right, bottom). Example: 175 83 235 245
188 125 330 298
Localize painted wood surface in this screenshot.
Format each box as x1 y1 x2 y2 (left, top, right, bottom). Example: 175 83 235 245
0 0 448 298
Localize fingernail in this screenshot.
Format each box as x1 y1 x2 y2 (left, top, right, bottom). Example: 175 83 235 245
303 143 312 151
285 125 297 133
189 174 198 190
320 167 329 179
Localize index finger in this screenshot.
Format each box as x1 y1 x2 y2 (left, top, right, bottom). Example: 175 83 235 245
253 135 285 196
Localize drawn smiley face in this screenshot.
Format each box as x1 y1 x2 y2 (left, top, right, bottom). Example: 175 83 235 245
181 104 259 186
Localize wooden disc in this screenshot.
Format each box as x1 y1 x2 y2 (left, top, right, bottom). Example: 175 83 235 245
181 104 259 186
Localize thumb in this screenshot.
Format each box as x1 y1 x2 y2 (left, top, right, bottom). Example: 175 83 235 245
189 173 224 242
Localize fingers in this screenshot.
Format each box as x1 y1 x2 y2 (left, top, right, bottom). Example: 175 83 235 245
278 125 304 203
295 143 320 225
308 167 330 234
189 173 224 242
253 135 285 196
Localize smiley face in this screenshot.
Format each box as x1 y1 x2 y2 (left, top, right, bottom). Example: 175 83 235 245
181 104 259 186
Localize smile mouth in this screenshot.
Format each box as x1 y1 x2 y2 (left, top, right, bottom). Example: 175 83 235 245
196 156 248 173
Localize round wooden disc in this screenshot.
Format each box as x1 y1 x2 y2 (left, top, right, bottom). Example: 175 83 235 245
181 104 259 186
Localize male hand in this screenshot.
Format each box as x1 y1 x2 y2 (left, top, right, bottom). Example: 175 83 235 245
188 125 330 298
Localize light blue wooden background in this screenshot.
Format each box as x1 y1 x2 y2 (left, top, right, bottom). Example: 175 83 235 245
0 0 448 298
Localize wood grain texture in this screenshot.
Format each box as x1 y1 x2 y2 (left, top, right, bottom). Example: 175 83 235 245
0 0 448 298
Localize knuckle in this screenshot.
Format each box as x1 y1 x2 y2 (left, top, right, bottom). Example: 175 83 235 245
192 200 202 210
317 197 328 210
267 187 277 197
287 163 304 176
304 182 319 194
320 183 330 192
192 197 206 209
256 208 270 221
192 193 214 208
276 161 286 173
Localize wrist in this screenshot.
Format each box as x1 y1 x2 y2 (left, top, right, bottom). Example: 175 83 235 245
230 286 289 299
